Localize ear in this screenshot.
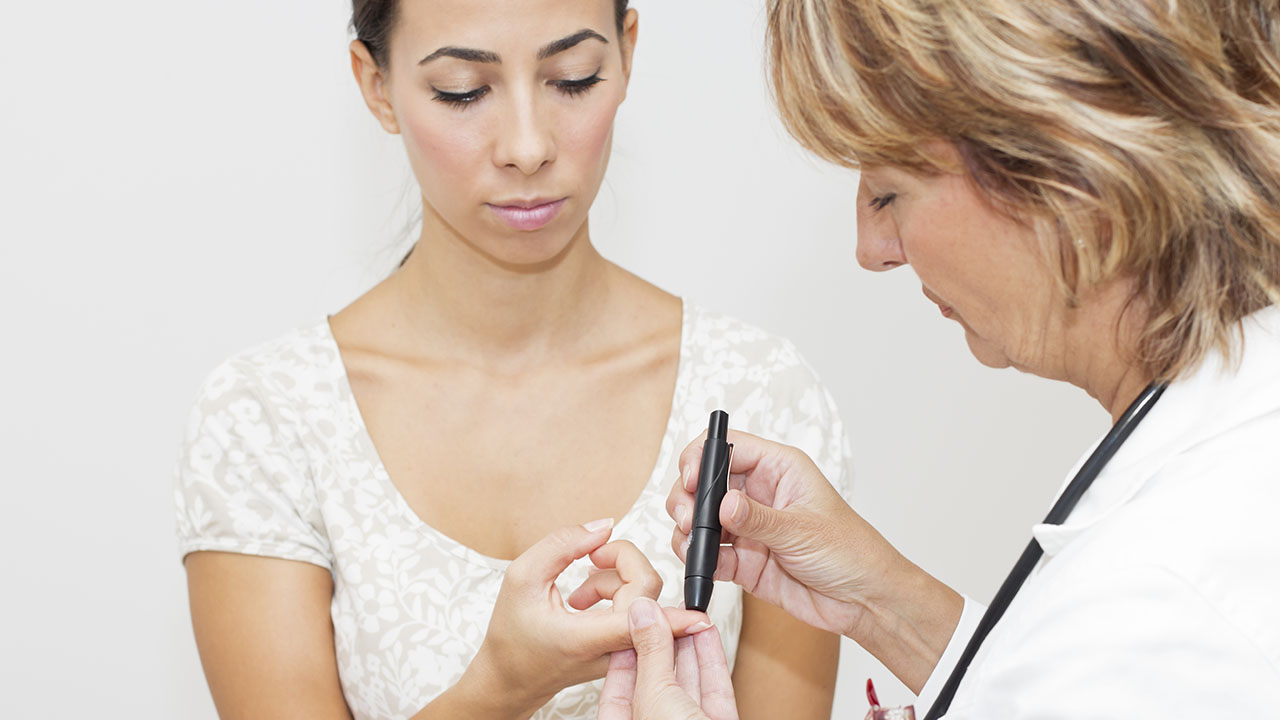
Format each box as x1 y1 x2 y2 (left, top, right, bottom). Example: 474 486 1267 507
619 9 639 92
349 39 400 134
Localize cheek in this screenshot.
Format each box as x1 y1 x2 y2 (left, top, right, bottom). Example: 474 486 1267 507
559 97 618 177
401 106 488 200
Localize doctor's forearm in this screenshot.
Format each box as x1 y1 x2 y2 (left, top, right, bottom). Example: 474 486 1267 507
846 554 964 694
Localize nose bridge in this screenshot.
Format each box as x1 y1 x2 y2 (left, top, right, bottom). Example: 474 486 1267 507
495 80 555 175
855 177 907 272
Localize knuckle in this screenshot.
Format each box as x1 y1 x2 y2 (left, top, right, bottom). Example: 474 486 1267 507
503 558 529 585
640 573 663 597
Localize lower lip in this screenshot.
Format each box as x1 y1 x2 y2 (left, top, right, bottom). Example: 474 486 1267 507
939 305 954 318
487 199 565 231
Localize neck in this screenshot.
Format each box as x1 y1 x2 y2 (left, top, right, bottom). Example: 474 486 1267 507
390 208 614 369
1058 281 1155 424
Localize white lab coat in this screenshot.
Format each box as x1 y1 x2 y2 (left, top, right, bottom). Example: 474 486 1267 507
917 304 1280 718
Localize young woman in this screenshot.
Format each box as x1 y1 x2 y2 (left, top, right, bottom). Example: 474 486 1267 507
175 2 849 719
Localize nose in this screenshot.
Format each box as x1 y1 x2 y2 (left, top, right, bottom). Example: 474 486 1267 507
493 87 556 176
855 176 907 272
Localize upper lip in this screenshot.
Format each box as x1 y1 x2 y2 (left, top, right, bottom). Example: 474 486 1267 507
488 197 564 209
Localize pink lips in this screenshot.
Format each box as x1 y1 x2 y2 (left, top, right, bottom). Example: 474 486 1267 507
487 198 566 231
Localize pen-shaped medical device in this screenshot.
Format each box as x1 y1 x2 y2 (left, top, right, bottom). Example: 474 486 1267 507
684 410 734 613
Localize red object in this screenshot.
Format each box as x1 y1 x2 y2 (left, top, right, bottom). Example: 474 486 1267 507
866 678 880 708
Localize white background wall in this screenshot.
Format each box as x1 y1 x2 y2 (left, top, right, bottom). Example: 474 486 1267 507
0 1 1105 717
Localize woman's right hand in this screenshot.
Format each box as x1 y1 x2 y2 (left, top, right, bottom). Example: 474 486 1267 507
668 430 892 637
461 520 710 717
667 430 963 693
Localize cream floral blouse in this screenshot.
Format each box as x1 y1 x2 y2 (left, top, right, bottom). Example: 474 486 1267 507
175 301 851 720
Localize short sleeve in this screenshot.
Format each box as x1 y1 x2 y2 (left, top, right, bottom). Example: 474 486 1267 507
763 339 855 503
174 361 332 569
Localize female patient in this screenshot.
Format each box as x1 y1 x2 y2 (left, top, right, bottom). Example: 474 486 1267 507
174 1 848 718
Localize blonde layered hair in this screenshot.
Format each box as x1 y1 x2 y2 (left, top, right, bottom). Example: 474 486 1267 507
768 0 1280 378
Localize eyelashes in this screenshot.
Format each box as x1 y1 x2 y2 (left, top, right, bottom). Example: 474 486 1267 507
869 193 897 211
430 85 488 106
432 73 605 108
433 86 490 106
554 74 604 97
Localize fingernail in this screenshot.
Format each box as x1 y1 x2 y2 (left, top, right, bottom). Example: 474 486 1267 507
681 465 693 490
630 598 657 629
679 538 689 558
674 505 687 529
728 493 743 523
685 621 713 633
583 517 614 533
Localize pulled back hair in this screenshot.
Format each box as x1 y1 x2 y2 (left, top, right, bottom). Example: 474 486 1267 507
350 1 633 267
352 0 632 68
767 0 1280 379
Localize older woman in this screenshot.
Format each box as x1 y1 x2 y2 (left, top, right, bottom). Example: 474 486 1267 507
601 0 1280 717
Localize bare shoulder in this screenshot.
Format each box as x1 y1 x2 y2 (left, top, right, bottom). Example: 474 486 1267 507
327 273 400 355
602 261 682 343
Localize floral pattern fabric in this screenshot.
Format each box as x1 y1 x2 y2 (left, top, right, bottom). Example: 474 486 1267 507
175 300 851 720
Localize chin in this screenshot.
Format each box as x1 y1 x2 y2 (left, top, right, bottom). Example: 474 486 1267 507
471 225 579 268
963 329 1013 369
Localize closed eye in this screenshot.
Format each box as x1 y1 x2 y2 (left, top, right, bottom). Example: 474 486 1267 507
433 86 490 107
555 74 604 97
869 193 897 211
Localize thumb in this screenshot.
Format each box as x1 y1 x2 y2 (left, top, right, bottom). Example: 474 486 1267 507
629 598 679 701
720 489 792 548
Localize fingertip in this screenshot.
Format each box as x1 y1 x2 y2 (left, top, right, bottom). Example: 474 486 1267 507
714 545 736 581
720 490 743 527
629 596 659 630
583 517 615 534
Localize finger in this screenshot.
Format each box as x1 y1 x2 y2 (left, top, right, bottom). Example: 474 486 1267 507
674 635 700 702
628 598 680 708
566 569 623 610
713 544 740 583
672 526 689 561
672 500 693 535
719 488 797 550
693 626 738 720
680 428 780 488
666 463 696 520
674 530 745 585
567 605 712 656
589 541 663 601
677 430 710 492
597 649 637 720
510 519 614 588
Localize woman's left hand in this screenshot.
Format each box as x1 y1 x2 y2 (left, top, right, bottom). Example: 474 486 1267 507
598 598 739 720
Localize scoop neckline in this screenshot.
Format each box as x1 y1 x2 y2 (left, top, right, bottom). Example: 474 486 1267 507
322 299 693 572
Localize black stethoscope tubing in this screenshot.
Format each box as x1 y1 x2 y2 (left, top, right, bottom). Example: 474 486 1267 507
924 380 1168 719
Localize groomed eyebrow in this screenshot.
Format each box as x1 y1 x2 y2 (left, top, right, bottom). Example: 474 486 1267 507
419 29 608 66
419 46 500 65
537 29 608 60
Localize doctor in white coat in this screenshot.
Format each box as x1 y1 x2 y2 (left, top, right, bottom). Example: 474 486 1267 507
598 0 1280 717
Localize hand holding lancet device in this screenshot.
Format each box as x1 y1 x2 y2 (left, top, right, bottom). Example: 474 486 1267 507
684 410 734 613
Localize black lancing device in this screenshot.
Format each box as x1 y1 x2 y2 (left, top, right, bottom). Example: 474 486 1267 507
684 409 734 613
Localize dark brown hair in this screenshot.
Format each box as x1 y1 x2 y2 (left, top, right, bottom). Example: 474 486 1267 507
352 0 632 68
